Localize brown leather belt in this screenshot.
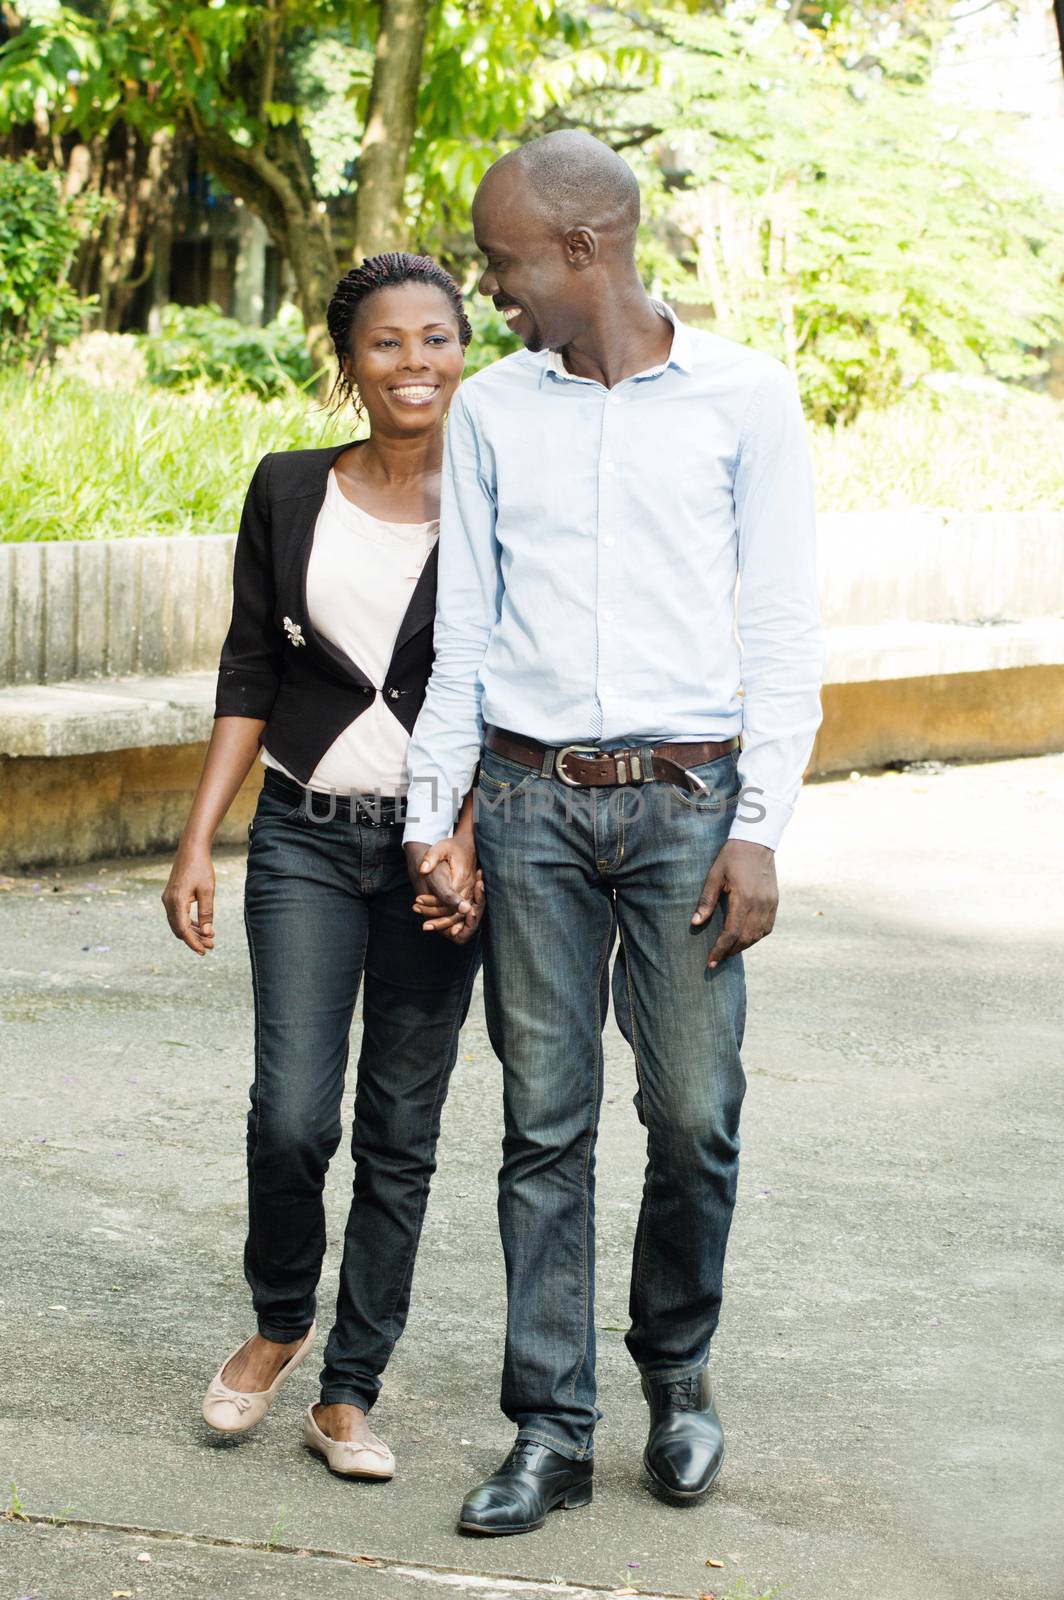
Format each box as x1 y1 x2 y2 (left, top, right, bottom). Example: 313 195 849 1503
484 726 739 795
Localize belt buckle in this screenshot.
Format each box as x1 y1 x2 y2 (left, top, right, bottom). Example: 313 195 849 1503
554 744 601 787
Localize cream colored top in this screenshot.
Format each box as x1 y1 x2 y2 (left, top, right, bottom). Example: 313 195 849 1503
262 469 438 795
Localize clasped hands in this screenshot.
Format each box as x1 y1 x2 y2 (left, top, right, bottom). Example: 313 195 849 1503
404 837 484 944
406 833 778 965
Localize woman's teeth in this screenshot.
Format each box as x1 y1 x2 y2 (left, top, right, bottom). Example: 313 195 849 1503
501 307 522 324
391 385 439 405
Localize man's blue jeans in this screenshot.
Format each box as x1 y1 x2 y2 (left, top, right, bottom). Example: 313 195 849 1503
242 782 480 1411
474 745 747 1462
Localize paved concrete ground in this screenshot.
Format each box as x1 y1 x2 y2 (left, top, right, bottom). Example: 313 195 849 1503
2 755 1062 1600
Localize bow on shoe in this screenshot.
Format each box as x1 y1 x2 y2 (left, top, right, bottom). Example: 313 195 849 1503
207 1384 253 1413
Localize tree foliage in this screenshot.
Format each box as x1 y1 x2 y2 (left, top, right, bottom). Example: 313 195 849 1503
0 155 101 364
0 1 635 367
0 0 1060 420
561 2 1064 421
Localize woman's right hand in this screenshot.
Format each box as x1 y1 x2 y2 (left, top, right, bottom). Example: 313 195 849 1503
162 839 216 955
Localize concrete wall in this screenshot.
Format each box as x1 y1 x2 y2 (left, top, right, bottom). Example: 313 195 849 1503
1 513 1063 868
816 511 1064 627
0 535 236 687
0 744 260 868
4 514 1062 690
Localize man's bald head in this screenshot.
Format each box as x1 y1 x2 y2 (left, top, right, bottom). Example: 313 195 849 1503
479 131 640 244
472 131 645 355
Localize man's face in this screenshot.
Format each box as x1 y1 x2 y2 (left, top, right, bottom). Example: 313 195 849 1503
472 170 591 353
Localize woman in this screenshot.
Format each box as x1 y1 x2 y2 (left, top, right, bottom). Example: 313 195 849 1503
162 253 484 1482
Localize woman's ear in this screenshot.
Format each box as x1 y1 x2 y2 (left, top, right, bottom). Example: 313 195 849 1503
340 354 364 420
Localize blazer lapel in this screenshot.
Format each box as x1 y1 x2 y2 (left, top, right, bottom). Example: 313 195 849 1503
390 540 439 661
274 442 437 692
277 445 375 695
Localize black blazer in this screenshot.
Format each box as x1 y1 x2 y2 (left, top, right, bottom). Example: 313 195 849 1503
214 444 439 785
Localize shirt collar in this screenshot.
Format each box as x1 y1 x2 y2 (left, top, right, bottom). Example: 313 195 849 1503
542 299 693 386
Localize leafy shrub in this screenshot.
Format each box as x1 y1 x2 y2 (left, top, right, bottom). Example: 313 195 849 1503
139 302 315 396
0 157 97 367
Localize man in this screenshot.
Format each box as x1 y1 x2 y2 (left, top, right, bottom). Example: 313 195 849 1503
404 131 823 1535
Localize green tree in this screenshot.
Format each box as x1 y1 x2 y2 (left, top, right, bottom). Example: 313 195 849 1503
0 1 632 366
0 155 99 365
558 2 1064 420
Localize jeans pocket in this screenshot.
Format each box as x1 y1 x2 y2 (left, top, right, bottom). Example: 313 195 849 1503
253 788 308 829
664 750 740 815
477 753 536 801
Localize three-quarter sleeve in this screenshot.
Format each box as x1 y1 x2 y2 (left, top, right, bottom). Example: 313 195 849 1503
214 453 284 720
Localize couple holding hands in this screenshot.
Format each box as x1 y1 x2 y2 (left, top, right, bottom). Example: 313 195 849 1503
163 131 823 1536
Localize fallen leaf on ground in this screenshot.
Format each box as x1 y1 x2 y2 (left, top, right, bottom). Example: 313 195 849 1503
136 1551 152 1562
351 1556 381 1567
113 1591 133 1597
705 1558 725 1568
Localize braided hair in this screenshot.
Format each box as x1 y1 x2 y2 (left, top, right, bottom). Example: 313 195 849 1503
327 252 473 414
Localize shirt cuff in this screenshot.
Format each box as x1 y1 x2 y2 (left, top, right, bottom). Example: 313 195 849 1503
728 789 794 851
402 776 458 848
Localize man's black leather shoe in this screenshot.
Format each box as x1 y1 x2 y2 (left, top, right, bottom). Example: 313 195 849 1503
458 1439 593 1535
642 1369 724 1501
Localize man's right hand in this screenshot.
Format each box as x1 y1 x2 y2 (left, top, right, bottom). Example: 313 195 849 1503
404 838 482 942
404 838 472 909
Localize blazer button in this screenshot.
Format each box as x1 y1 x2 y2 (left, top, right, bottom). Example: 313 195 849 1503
387 688 401 700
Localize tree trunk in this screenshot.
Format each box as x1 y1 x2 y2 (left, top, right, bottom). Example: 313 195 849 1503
186 0 432 375
194 127 338 378
352 0 433 260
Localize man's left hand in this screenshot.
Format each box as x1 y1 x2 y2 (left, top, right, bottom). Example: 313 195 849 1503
691 839 778 969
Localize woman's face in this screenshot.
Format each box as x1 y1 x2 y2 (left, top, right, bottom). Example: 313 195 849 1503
346 281 466 433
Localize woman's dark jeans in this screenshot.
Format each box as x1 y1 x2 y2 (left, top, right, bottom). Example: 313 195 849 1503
242 783 479 1411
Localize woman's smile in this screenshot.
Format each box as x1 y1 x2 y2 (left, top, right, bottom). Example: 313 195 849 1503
389 382 442 407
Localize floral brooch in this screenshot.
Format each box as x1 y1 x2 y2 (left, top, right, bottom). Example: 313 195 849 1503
283 616 306 647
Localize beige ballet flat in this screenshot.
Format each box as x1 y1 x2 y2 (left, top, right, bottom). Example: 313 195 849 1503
201 1323 316 1435
303 1404 396 1480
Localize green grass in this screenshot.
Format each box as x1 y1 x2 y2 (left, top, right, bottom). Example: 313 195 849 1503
4 1479 27 1520
0 373 351 542
0 370 1060 543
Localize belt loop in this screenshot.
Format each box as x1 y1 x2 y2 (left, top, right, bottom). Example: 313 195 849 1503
540 747 556 779
640 743 655 783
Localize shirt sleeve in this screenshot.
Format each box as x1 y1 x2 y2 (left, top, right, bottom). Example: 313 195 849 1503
214 453 284 721
403 387 502 846
730 362 824 849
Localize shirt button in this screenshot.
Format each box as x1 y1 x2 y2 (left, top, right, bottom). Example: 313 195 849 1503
602 609 615 623
603 535 616 548
603 460 616 473
601 685 613 696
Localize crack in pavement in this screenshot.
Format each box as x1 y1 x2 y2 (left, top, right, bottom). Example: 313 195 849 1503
11 1514 688 1600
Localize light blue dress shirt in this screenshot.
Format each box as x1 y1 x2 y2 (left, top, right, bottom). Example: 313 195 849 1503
404 305 824 850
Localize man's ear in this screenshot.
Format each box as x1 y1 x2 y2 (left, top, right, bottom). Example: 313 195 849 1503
564 227 598 270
